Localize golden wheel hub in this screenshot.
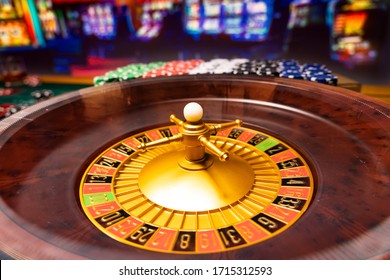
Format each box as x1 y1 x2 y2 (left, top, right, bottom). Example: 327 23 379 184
122 138 271 211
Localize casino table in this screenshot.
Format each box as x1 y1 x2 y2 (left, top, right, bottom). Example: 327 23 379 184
0 78 89 113
0 75 389 260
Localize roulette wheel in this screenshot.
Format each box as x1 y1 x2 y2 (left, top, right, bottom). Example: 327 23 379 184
0 75 389 260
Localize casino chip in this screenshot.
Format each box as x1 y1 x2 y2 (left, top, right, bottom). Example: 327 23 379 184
23 75 41 87
307 74 338 86
1 104 26 118
42 89 54 98
0 88 14 96
31 90 43 100
256 66 280 77
302 63 328 71
103 71 120 83
31 89 54 101
93 76 106 86
280 71 305 80
0 104 13 120
143 60 203 78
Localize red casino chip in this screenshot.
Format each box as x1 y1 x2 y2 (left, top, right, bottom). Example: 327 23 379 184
143 60 204 78
0 88 15 96
23 75 41 87
0 104 14 119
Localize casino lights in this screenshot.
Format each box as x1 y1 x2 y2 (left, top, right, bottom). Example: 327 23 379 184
183 0 274 41
328 0 388 65
0 0 45 48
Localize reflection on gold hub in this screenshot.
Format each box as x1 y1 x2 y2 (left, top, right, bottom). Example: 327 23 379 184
135 141 259 211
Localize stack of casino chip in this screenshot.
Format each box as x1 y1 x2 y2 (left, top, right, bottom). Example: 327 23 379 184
188 58 249 75
278 60 306 80
232 60 257 75
0 104 27 119
23 75 41 87
0 104 13 120
233 59 283 76
94 71 120 85
93 61 167 85
302 63 338 86
142 59 203 78
188 59 228 74
31 89 54 101
93 58 337 86
278 61 337 85
117 62 166 81
211 58 249 74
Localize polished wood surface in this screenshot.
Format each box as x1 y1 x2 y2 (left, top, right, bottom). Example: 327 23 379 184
39 75 93 85
0 75 389 259
361 85 390 104
38 74 390 104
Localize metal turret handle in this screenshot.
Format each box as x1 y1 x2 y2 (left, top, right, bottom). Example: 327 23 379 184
137 102 242 163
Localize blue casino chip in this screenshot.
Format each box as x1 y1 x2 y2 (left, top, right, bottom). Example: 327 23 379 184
308 74 338 86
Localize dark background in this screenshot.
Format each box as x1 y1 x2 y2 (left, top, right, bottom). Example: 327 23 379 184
1 0 389 85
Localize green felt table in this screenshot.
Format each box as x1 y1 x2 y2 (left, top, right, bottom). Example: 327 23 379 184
0 82 89 107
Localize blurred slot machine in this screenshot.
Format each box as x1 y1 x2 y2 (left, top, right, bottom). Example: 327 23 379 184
221 0 244 36
134 0 173 41
43 1 83 39
35 0 60 39
63 8 82 37
81 1 116 40
202 0 222 34
0 0 45 85
0 0 45 48
239 0 274 41
328 0 388 65
287 0 311 29
184 0 274 41
184 0 202 36
283 0 330 54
